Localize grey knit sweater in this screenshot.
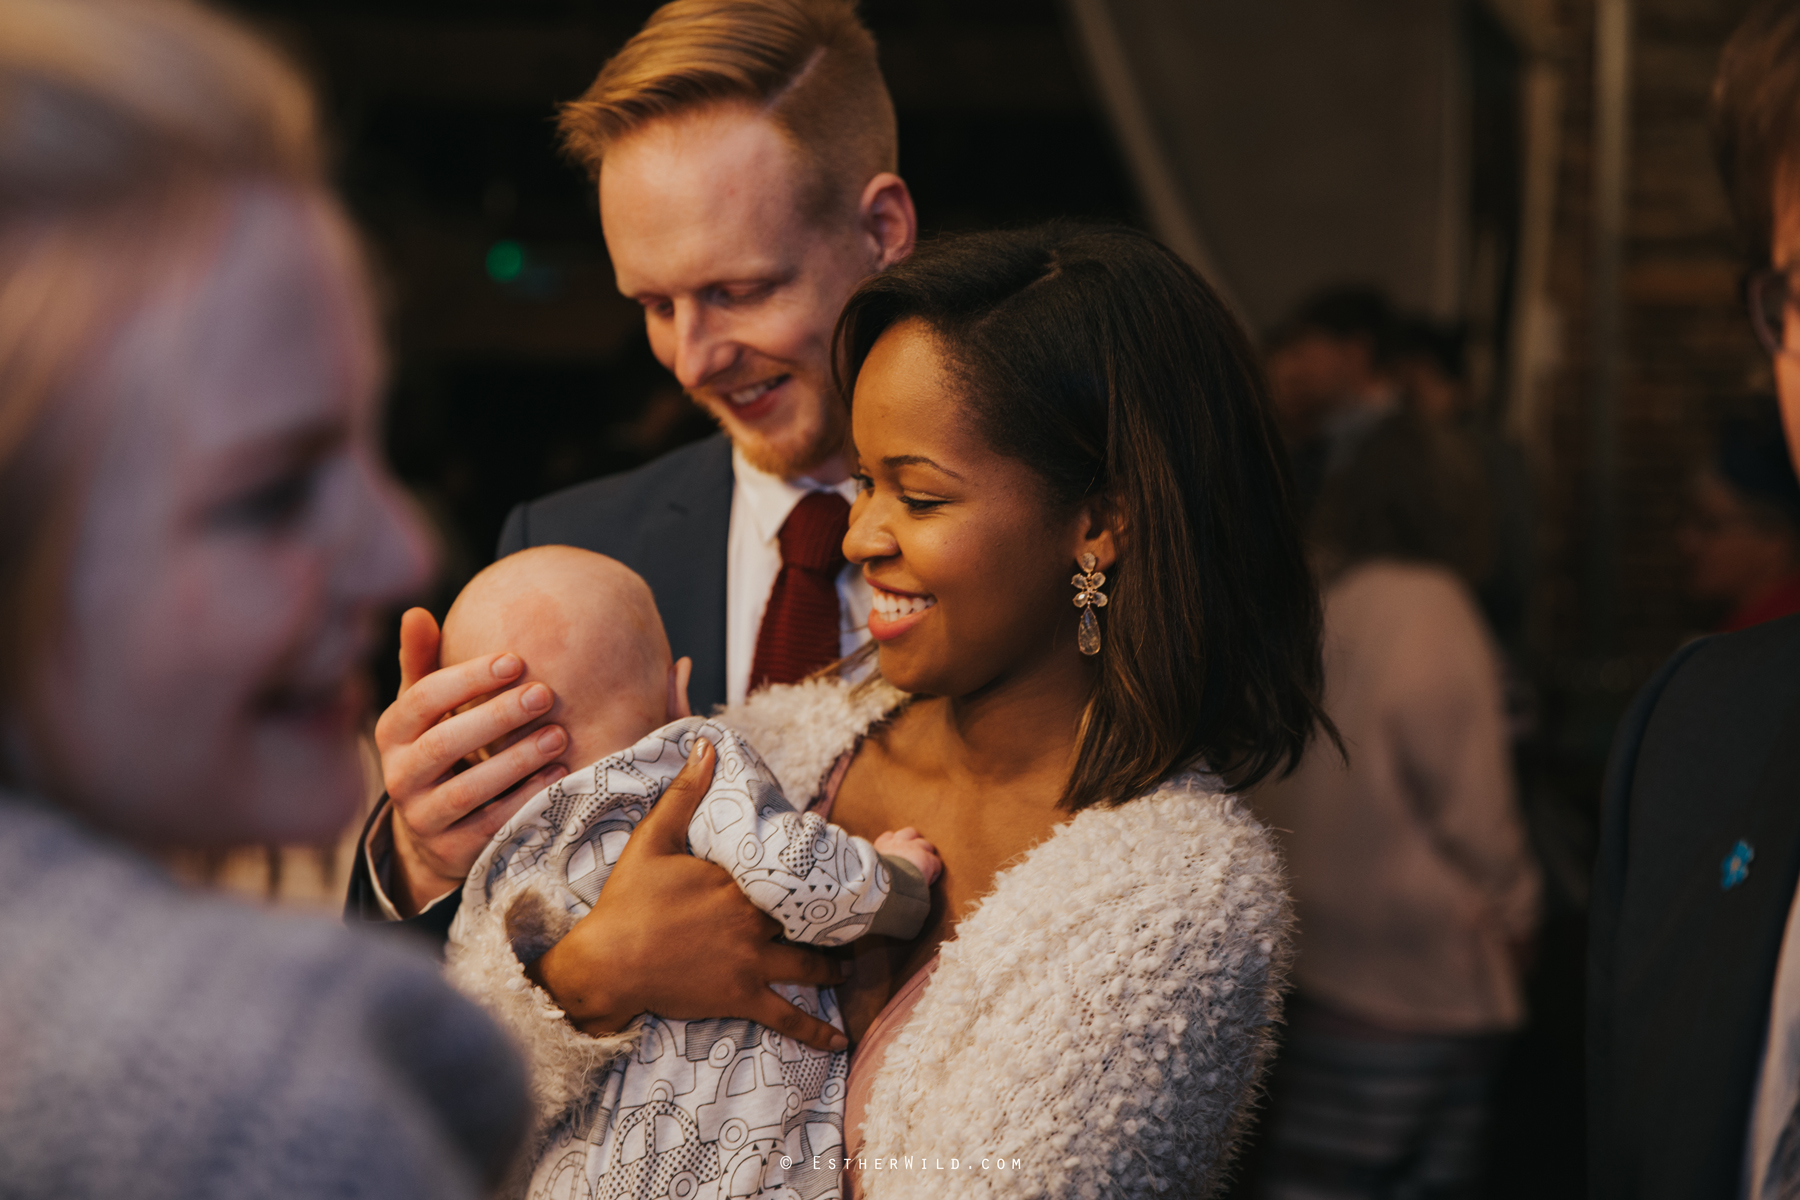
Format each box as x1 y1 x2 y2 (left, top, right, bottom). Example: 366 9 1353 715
0 793 527 1198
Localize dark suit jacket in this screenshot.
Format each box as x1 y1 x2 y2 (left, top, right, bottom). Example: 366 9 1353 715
344 434 736 935
1589 614 1800 1198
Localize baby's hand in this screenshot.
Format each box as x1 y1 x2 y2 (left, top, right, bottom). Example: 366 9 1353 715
874 827 942 886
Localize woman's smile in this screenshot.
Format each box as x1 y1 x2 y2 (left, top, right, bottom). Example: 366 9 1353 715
251 665 370 742
867 582 937 640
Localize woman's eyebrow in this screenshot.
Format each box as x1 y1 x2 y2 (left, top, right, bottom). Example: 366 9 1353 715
881 453 965 481
197 418 347 490
240 419 348 472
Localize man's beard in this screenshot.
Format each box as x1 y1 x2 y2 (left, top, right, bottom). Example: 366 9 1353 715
696 381 850 480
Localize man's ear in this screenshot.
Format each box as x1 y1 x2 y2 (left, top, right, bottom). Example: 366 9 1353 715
667 656 693 721
859 172 916 270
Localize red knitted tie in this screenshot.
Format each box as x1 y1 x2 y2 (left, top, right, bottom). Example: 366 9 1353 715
750 490 850 691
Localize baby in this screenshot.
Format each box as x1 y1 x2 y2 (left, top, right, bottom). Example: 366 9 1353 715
439 546 938 1200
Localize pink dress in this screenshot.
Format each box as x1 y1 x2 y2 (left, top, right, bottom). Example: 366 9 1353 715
809 753 938 1200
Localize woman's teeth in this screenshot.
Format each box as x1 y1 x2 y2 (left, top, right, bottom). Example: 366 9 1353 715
726 377 783 406
873 591 936 621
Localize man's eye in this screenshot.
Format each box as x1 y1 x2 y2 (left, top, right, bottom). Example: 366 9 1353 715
209 470 316 531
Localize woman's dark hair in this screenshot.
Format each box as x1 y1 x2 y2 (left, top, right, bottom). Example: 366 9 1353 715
833 221 1332 809
1713 0 1800 263
1310 414 1494 587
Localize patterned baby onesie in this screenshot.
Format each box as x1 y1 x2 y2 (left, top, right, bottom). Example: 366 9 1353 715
449 716 928 1200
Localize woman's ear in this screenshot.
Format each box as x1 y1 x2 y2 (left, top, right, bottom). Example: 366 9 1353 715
667 656 693 721
1073 497 1125 572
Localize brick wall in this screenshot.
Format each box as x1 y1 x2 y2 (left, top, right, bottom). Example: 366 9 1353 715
1533 0 1770 677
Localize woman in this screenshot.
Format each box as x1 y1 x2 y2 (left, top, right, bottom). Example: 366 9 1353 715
491 223 1334 1197
1248 414 1540 1198
0 1 526 1193
1678 402 1800 632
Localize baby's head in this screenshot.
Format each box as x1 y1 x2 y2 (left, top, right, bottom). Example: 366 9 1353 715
439 546 688 772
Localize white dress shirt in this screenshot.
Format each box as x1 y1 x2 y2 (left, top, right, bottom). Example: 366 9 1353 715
1746 876 1800 1198
724 447 871 707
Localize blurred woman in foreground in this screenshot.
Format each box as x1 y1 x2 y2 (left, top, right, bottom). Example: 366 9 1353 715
0 0 526 1193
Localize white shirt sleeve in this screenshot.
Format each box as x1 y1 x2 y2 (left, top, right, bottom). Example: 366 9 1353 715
360 803 459 923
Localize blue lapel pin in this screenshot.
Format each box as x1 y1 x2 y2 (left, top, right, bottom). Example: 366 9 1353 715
1723 839 1755 890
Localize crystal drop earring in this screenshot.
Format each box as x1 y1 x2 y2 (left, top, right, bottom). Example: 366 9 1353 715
1072 552 1107 655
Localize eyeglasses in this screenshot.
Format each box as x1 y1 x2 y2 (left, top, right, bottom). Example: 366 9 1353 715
1748 265 1800 357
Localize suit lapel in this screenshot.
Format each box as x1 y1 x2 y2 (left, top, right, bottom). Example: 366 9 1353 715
632 436 732 714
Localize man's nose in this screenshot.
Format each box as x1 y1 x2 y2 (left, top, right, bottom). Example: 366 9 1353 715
670 299 739 391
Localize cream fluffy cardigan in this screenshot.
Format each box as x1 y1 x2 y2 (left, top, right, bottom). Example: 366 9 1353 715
446 677 1292 1198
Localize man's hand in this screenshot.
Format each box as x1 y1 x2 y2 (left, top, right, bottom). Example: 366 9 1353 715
530 737 851 1053
374 607 570 916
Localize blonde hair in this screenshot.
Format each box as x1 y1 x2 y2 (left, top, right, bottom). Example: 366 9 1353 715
0 0 324 714
558 0 896 223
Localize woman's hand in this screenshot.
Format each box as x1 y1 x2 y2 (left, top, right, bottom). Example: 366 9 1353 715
529 737 851 1053
374 608 570 916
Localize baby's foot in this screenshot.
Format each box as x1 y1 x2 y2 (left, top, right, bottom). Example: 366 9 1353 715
874 827 943 885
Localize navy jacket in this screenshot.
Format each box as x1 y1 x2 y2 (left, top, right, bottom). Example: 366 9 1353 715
497 433 735 714
1589 614 1800 1197
345 434 736 937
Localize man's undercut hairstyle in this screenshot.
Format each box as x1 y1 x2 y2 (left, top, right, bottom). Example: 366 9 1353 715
835 222 1336 812
1714 0 1800 263
559 0 896 224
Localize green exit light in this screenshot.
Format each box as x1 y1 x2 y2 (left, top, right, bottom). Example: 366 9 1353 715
486 239 525 283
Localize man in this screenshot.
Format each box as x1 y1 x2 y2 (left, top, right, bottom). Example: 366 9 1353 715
1589 5 1800 1196
1263 286 1402 516
1678 403 1800 633
1392 316 1535 650
346 0 915 937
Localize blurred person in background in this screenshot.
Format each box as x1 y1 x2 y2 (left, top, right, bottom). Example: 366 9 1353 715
1264 286 1402 516
1678 400 1800 632
1248 414 1540 1200
1392 317 1535 653
1390 316 1469 425
0 0 529 1194
1589 5 1800 1197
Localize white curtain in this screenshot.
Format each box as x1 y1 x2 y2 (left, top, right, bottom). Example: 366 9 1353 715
1064 0 1468 334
